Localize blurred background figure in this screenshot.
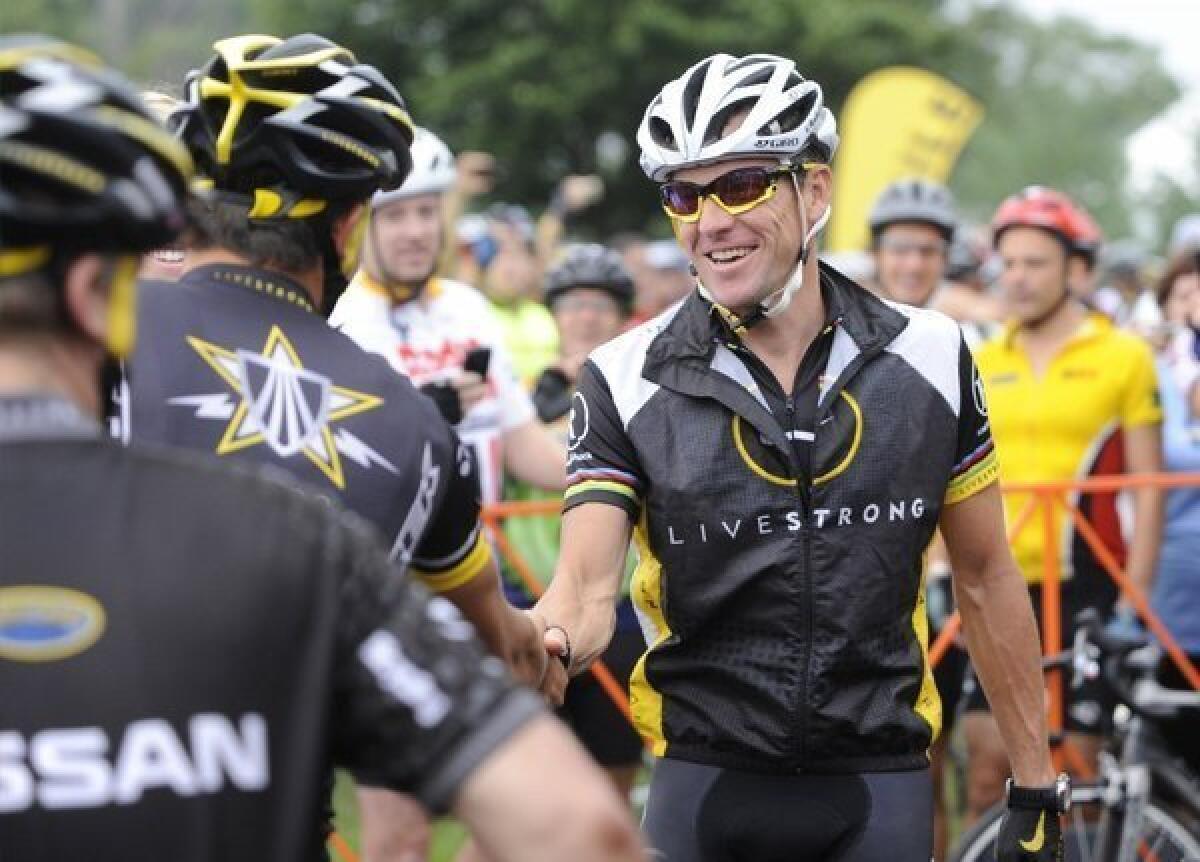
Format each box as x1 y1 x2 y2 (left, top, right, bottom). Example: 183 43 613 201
1093 239 1163 335
137 89 187 282
335 127 565 508
476 203 560 383
1148 251 1200 777
503 242 645 800
1168 214 1200 259
966 185 1164 824
868 177 957 308
626 239 692 325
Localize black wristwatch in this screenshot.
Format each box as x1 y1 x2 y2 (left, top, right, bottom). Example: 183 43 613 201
1005 773 1071 814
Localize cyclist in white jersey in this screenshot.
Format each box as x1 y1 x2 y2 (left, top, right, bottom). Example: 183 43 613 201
331 127 565 506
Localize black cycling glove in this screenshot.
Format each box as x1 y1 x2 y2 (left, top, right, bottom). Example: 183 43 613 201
996 806 1063 862
419 381 464 426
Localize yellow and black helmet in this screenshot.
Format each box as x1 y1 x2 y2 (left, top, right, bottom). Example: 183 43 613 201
174 33 415 217
0 35 193 275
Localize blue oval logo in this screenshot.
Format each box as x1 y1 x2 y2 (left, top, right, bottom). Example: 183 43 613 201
0 586 106 662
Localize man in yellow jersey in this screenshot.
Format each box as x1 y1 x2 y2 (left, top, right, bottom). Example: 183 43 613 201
966 186 1163 822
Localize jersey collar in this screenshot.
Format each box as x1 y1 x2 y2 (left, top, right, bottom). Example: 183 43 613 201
354 270 444 304
181 264 316 314
0 394 100 443
652 261 905 365
1000 310 1112 351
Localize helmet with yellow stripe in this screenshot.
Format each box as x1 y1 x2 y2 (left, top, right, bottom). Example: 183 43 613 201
0 35 193 275
173 33 415 218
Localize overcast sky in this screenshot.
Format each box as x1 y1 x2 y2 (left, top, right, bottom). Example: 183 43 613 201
1013 0 1199 188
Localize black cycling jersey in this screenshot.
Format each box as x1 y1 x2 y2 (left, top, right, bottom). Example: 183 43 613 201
0 394 540 862
564 263 998 774
116 265 488 593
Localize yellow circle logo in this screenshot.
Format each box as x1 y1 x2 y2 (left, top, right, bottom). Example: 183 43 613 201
0 586 106 662
732 390 862 486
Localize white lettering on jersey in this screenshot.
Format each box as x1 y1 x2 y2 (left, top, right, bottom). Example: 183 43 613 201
0 713 269 812
389 441 440 565
358 630 450 728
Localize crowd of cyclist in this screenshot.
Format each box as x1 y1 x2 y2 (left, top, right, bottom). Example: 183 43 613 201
2 26 1199 862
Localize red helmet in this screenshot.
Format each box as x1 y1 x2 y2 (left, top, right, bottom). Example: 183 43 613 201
992 186 1102 264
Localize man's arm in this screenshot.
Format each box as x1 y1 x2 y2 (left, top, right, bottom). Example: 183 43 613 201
503 418 567 492
941 482 1056 786
440 557 547 688
530 503 631 704
1122 422 1163 601
453 714 646 862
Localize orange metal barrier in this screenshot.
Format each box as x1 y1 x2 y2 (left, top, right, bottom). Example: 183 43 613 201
927 472 1200 776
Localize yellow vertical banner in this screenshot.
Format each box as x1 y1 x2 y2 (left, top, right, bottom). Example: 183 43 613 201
827 67 983 252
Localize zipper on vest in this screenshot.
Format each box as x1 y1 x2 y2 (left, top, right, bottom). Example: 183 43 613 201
786 394 813 769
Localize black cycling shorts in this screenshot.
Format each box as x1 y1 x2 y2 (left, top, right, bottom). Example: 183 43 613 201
642 759 932 862
558 626 645 768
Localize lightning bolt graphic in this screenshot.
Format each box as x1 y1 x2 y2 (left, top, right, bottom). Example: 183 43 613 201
333 428 399 474
168 394 238 420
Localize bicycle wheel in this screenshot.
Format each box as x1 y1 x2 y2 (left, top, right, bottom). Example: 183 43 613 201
950 791 1200 862
1130 801 1200 861
950 785 1106 862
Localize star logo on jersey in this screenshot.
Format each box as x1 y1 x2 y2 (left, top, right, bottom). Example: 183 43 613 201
174 326 397 489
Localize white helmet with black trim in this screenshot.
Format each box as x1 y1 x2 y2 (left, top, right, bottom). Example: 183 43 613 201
636 53 838 182
868 178 957 243
373 126 456 207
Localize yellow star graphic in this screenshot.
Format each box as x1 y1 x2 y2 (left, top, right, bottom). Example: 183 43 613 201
185 325 384 489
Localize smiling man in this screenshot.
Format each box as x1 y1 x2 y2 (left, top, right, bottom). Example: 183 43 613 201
532 53 1064 861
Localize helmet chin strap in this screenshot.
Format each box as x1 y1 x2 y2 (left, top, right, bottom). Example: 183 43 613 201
698 198 832 336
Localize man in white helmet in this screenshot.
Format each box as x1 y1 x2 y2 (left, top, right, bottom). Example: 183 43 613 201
333 128 565 511
532 53 1063 860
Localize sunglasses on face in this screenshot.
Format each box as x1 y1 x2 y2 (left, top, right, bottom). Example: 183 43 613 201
659 163 820 223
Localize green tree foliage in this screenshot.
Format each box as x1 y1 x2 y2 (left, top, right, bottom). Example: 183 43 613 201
941 5 1179 238
256 0 958 236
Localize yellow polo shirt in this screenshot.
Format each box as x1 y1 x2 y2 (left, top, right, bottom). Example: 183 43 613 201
975 314 1161 584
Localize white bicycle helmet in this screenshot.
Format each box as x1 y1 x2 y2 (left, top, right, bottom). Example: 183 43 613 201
373 126 456 207
637 53 838 182
868 178 957 243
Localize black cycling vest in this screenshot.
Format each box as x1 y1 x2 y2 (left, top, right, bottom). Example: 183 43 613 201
117 266 481 577
0 393 539 861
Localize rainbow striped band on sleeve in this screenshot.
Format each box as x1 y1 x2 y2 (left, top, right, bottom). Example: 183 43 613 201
944 438 998 506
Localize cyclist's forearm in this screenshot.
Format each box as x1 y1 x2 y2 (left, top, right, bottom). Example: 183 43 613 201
1125 485 1162 598
957 561 1057 786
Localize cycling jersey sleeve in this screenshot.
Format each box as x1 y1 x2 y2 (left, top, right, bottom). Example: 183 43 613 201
331 513 541 813
561 359 645 519
1120 338 1163 428
945 335 999 506
410 427 495 593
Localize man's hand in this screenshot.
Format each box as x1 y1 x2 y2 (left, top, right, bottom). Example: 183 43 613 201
996 807 1063 861
525 608 570 706
505 608 549 689
451 370 489 416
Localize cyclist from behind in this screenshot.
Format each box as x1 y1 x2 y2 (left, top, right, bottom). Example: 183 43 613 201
533 52 1063 861
0 36 644 862
114 33 545 859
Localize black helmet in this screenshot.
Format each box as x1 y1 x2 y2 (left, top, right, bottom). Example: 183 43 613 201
0 35 193 271
868 178 957 244
174 33 414 218
544 243 634 313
